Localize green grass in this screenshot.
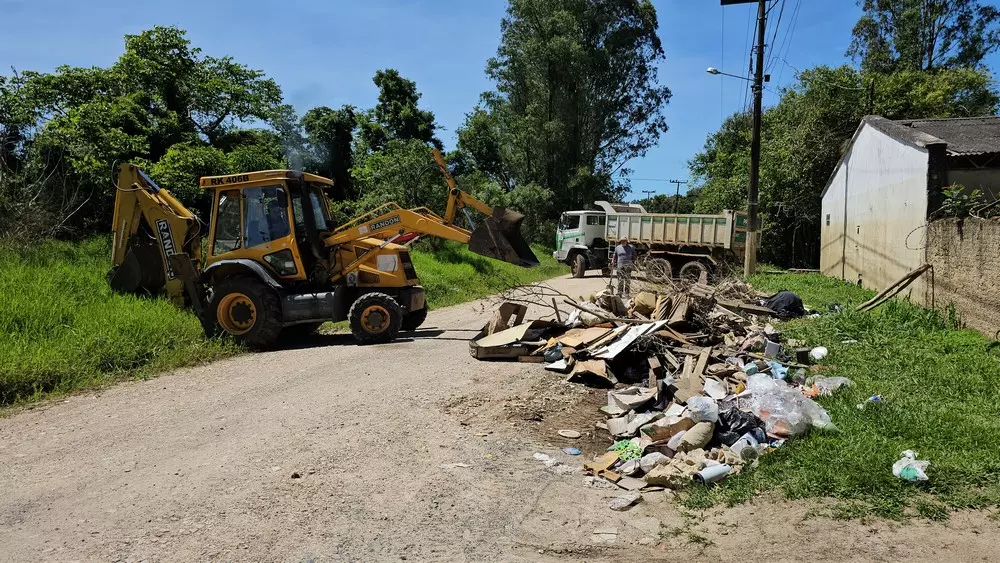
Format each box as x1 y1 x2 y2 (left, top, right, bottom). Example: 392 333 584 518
410 241 566 309
0 238 567 407
0 238 237 407
683 272 1000 519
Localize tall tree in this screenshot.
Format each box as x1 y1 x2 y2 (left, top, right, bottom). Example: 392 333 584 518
357 69 440 152
301 105 356 196
848 0 1000 72
0 26 287 237
460 0 671 215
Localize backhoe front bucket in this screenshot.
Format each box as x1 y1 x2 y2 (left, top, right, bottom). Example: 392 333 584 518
468 207 540 268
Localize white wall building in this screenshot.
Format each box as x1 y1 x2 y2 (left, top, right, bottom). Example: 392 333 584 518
820 116 1000 295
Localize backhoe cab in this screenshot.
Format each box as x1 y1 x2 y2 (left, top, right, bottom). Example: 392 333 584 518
108 151 537 349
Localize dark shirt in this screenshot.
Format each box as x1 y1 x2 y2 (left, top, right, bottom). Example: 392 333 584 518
613 244 635 265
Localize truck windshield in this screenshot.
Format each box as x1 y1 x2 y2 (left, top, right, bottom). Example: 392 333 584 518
558 214 580 230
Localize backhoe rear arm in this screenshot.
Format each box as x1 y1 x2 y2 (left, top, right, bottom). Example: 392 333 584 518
110 164 201 307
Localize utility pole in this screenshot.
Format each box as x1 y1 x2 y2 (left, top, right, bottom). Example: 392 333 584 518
641 189 656 201
668 179 688 213
721 0 767 276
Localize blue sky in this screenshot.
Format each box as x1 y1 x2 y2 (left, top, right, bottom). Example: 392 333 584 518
2 0 991 199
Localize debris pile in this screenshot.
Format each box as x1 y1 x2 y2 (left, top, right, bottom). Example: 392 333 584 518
472 281 846 497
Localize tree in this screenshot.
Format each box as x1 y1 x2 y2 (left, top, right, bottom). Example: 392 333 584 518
0 26 288 236
348 138 446 221
460 0 671 220
848 0 1000 72
690 65 998 266
357 69 440 152
301 105 356 196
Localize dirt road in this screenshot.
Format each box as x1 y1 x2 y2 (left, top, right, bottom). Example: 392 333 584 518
1 275 996 562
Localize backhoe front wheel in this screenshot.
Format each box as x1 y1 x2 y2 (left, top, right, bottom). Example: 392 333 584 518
208 276 283 349
349 293 403 345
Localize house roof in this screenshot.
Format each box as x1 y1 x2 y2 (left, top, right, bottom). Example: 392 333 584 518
821 115 1000 198
888 116 1000 156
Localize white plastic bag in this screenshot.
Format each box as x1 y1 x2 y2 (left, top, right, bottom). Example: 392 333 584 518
747 374 835 437
686 396 720 423
812 376 852 396
893 450 930 482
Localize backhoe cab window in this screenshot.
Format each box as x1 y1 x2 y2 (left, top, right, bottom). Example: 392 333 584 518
558 214 580 230
213 190 242 255
291 186 333 234
245 186 290 248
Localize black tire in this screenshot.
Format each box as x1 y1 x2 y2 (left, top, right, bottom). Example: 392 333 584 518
348 292 403 345
208 275 283 349
679 260 710 284
402 306 429 331
645 258 673 283
571 254 587 278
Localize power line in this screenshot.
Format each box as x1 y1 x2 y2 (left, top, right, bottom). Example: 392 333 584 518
720 6 725 121
741 4 755 114
771 0 801 91
765 0 786 73
774 56 867 91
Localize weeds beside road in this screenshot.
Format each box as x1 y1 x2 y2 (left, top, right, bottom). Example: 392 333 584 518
0 238 566 407
686 273 1000 519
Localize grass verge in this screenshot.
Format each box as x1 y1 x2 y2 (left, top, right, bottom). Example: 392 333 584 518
0 238 237 407
683 272 1000 519
0 238 567 407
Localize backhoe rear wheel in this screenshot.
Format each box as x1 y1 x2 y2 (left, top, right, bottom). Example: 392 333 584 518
208 275 283 349
349 292 403 345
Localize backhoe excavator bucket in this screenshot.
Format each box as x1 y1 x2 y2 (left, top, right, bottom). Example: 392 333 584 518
468 207 540 268
108 231 167 295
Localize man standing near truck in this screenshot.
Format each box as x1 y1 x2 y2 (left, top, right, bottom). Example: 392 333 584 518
612 237 635 295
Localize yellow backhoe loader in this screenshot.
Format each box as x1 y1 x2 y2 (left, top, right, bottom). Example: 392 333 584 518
108 150 538 348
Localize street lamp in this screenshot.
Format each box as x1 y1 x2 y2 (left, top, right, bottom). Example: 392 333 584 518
706 67 752 81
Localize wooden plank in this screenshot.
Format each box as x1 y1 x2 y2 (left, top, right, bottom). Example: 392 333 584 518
661 349 681 369
856 264 932 312
672 346 707 356
647 355 663 375
717 298 778 317
654 327 692 346
694 347 711 378
518 355 545 363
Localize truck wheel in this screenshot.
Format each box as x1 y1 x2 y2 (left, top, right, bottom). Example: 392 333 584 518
679 261 710 284
209 275 283 349
645 258 672 283
402 306 429 331
571 254 587 278
349 293 403 345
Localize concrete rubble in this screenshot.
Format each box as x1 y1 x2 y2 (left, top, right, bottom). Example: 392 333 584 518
472 279 848 499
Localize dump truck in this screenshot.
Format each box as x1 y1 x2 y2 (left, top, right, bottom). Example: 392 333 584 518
552 201 748 281
108 150 537 348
